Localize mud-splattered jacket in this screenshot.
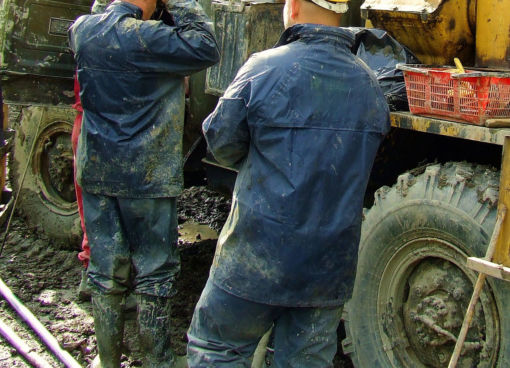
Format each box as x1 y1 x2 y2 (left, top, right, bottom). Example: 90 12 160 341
69 0 219 197
204 24 390 307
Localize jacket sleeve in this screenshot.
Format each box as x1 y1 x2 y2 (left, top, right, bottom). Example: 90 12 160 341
90 0 111 14
140 0 220 75
203 76 251 168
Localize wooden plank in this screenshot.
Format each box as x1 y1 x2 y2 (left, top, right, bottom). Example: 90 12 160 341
390 111 510 145
448 207 506 368
467 257 510 281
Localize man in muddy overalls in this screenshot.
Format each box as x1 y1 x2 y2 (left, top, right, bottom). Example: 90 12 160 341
73 0 177 300
187 0 390 366
69 1 219 367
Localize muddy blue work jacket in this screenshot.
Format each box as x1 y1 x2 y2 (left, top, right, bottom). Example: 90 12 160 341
204 24 390 307
69 1 219 198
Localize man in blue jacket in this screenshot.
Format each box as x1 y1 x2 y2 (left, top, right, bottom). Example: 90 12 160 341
187 0 390 366
69 1 219 367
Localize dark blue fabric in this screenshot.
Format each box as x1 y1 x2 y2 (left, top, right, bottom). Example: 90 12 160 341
203 24 390 307
82 192 180 297
187 279 342 367
69 1 219 198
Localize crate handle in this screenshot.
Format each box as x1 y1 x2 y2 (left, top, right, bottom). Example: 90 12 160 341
452 71 510 79
396 63 429 75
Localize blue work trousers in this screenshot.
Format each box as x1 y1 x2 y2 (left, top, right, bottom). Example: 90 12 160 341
82 191 180 297
187 280 342 367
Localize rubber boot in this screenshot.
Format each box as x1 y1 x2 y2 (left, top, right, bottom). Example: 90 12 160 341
92 294 125 368
136 294 185 368
78 269 91 301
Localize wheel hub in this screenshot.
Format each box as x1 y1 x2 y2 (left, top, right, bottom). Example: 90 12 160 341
32 121 77 215
379 238 498 367
404 260 483 366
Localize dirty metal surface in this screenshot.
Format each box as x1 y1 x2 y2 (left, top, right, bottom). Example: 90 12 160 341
205 1 284 95
492 136 510 266
475 0 510 70
391 111 510 145
0 0 92 104
363 0 476 66
0 0 91 78
361 0 442 14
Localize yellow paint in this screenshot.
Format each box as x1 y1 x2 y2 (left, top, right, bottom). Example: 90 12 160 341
390 112 510 145
438 125 460 137
493 137 510 266
365 0 476 65
475 0 510 69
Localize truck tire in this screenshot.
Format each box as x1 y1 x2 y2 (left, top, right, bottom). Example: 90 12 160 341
11 106 79 248
342 162 510 367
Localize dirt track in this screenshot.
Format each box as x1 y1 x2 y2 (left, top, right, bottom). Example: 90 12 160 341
0 186 353 367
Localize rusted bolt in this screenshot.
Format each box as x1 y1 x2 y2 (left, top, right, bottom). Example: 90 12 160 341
438 352 446 363
413 287 423 297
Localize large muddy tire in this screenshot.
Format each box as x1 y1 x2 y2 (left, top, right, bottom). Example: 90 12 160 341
343 162 510 367
11 106 79 248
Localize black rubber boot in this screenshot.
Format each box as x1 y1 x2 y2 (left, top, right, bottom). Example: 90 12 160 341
92 294 125 368
136 294 185 368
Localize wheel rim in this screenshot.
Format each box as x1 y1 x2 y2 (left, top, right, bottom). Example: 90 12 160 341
378 237 499 367
32 121 77 215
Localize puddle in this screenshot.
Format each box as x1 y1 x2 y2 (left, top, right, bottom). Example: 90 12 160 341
179 221 218 243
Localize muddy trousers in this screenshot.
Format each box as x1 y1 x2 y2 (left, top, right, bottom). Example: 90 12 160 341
82 192 181 367
187 280 343 368
81 192 180 296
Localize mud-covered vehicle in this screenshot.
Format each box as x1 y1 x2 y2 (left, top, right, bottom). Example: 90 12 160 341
0 0 93 245
3 0 510 366
202 1 510 367
0 0 286 247
341 1 510 367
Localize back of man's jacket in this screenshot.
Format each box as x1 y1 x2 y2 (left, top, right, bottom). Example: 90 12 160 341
69 0 219 198
204 24 390 307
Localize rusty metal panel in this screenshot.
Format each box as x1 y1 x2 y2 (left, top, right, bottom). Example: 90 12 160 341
361 0 476 66
205 0 284 96
0 0 92 104
0 0 92 78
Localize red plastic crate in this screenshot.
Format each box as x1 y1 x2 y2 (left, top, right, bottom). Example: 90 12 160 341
398 64 510 125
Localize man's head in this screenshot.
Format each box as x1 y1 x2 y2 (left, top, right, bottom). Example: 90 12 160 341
283 0 347 28
122 0 167 20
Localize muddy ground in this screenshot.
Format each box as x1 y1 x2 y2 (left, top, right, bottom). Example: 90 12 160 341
0 186 353 367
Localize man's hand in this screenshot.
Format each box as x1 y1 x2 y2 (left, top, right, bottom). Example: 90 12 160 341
153 0 174 24
157 0 168 8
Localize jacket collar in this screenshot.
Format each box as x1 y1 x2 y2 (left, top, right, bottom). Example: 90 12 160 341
107 1 143 19
276 23 354 49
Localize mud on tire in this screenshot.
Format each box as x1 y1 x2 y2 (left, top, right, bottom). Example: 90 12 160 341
343 162 510 367
11 106 79 249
